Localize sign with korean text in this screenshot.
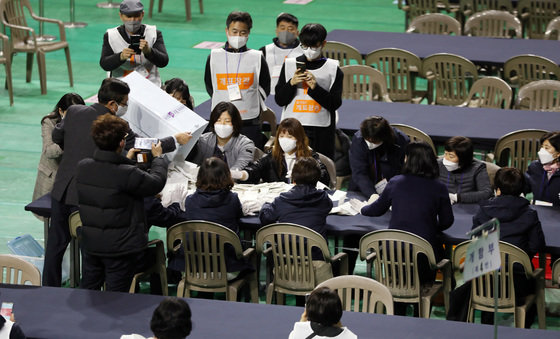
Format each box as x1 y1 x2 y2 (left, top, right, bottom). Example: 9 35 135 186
216 73 254 90
463 230 501 282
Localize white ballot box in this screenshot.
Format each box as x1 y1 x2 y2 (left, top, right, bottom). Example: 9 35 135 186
121 71 208 162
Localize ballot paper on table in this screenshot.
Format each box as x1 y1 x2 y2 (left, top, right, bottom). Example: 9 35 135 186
120 71 208 162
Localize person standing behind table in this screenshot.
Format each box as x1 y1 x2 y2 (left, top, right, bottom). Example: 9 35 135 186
438 136 493 204
204 11 271 149
232 118 330 186
43 78 192 287
345 116 409 273
525 131 560 206
259 13 303 95
77 114 169 292
32 93 85 203
100 0 169 87
275 23 343 161
187 102 255 171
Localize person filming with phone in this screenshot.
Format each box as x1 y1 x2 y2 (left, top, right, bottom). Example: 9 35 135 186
100 0 169 86
275 23 343 161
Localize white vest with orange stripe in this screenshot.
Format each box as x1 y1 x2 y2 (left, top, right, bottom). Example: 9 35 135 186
281 57 338 127
210 48 263 120
107 25 160 86
265 43 303 95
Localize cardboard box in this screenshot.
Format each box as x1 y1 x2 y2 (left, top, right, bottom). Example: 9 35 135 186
120 71 208 162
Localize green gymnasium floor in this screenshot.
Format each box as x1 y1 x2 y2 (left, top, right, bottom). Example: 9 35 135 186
0 0 559 329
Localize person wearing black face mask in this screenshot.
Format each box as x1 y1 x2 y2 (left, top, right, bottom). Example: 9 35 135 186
259 13 303 95
100 0 169 86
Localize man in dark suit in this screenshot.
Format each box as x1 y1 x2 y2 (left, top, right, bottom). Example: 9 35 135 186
43 78 192 287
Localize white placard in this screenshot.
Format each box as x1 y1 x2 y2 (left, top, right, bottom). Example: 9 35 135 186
463 230 501 282
120 71 208 162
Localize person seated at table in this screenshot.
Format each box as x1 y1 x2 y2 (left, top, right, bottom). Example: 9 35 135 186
525 131 560 206
232 118 330 186
121 297 192 339
349 116 409 199
354 142 454 315
448 167 545 327
187 102 255 171
356 141 454 259
288 287 357 339
260 157 333 258
33 93 85 203
77 113 169 292
162 78 194 110
168 157 254 281
259 12 303 95
345 116 409 272
438 136 492 204
0 312 26 339
275 23 343 160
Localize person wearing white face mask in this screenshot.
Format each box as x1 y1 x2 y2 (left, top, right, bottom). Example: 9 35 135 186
437 136 492 205
259 13 304 95
204 11 271 150
275 23 344 161
100 0 169 86
188 102 255 172
525 131 560 206
345 116 409 273
44 78 192 288
234 118 330 185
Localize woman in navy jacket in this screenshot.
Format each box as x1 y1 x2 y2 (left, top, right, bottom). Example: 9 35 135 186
169 157 253 277
348 116 409 197
359 142 454 261
525 131 560 206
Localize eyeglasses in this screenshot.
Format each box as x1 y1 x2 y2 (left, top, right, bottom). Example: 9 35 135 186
300 45 321 51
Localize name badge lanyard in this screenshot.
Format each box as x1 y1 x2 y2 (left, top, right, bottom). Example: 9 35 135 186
225 52 243 88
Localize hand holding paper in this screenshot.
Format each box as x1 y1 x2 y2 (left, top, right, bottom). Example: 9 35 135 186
368 193 380 204
349 199 367 214
231 170 248 181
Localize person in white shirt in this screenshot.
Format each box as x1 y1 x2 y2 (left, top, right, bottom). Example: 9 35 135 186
289 287 357 339
259 13 304 95
121 298 192 339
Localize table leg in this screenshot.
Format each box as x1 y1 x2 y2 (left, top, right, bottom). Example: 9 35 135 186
64 0 87 28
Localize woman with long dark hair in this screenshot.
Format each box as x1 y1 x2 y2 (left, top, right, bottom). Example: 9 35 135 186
234 117 330 186
32 93 85 202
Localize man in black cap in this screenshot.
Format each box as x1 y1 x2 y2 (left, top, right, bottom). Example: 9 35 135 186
100 0 168 86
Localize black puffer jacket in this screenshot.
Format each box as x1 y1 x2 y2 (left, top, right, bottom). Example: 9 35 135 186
76 150 168 257
473 195 545 257
244 150 330 186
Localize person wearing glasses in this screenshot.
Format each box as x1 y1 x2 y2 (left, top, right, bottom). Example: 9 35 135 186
204 11 271 149
43 78 192 288
275 23 343 161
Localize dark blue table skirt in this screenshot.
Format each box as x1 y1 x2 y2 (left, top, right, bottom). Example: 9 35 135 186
0 284 556 339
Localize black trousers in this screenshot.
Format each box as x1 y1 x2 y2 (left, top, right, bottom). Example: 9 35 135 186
304 124 335 160
81 252 139 292
42 196 77 287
